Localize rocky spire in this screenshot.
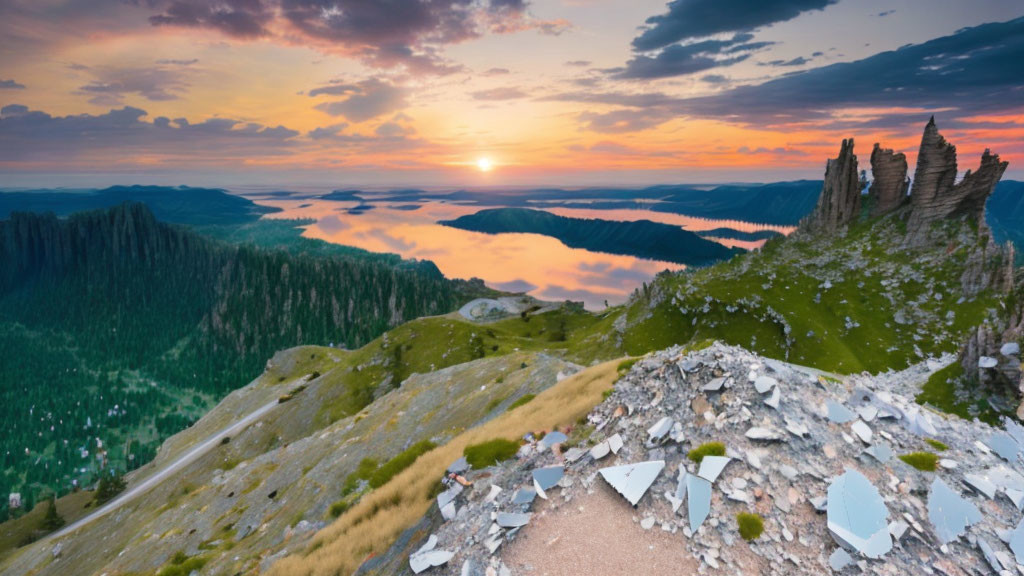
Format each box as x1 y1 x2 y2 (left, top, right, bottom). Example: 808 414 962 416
906 117 1008 239
801 138 861 234
867 144 908 217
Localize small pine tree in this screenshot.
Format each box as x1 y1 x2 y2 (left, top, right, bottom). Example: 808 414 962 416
40 495 65 531
94 471 127 505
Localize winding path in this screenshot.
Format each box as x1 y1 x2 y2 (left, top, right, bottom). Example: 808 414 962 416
44 399 280 542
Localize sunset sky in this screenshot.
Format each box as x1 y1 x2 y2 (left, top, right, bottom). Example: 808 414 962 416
1 0 1023 187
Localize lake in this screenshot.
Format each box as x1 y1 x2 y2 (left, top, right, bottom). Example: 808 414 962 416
241 189 794 309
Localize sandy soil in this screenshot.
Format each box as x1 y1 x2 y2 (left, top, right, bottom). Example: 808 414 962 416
501 482 700 576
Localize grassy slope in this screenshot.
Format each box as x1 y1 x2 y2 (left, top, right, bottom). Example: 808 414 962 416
267 358 625 576
606 214 1001 374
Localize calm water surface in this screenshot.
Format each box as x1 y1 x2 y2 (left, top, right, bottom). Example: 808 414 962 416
249 193 793 309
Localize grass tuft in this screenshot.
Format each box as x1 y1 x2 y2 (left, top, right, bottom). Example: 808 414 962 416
925 438 948 452
688 441 726 464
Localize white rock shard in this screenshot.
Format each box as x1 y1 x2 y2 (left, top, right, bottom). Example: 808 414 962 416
598 460 665 506
826 469 892 559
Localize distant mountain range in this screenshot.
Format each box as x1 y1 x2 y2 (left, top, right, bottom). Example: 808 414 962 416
0 185 279 226
439 207 741 266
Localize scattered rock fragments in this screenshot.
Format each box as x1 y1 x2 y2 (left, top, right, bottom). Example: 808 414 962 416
403 342 1024 575
409 535 454 574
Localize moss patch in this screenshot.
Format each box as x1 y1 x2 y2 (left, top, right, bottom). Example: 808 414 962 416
736 513 764 541
925 438 949 452
898 452 938 472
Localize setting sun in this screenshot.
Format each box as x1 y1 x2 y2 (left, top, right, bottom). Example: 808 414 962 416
476 157 494 172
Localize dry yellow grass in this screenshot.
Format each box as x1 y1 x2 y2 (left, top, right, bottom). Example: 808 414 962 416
267 358 624 576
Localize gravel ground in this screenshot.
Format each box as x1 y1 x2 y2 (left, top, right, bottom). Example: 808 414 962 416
502 482 699 576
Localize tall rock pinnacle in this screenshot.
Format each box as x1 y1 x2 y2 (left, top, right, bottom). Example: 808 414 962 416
867 144 908 218
802 138 861 234
906 118 1008 240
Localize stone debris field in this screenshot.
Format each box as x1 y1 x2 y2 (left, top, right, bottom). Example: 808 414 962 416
411 342 1024 575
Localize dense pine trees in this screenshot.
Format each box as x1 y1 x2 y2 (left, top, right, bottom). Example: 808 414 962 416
0 203 467 514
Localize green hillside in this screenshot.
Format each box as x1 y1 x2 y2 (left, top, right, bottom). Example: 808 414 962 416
0 203 482 515
440 207 740 265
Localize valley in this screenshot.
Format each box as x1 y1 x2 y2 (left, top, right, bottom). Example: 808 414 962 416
1 119 1020 576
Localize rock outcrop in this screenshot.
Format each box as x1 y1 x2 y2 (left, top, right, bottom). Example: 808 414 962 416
906 117 1009 242
867 144 908 217
801 138 861 234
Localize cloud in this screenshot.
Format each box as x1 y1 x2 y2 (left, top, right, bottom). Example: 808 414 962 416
0 104 299 165
144 0 565 74
0 79 26 90
633 0 837 52
492 279 538 293
577 108 671 133
156 58 200 66
482 67 511 75
311 78 407 122
149 0 272 38
551 17 1024 132
679 16 1024 125
876 10 896 17
759 56 811 67
610 33 772 79
374 121 415 137
470 86 528 100
565 60 591 67
77 65 190 105
701 74 729 84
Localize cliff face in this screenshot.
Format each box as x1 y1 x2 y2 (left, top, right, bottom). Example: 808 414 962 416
868 144 909 217
801 138 861 233
906 117 1009 241
803 118 1009 240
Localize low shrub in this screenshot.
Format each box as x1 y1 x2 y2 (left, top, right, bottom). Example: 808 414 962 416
736 513 764 541
369 441 438 488
506 394 536 412
463 438 520 469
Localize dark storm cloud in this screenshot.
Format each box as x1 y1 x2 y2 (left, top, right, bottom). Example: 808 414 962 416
681 16 1024 123
0 104 299 162
470 86 528 100
0 79 26 90
633 0 838 52
610 33 771 79
310 78 408 122
555 17 1024 132
149 0 272 38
